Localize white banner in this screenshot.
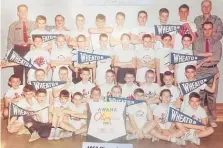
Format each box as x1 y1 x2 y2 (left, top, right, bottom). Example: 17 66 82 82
82 142 133 148
87 102 126 142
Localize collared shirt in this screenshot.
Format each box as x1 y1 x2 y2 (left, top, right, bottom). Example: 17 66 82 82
194 15 223 42
7 20 36 49
192 37 222 67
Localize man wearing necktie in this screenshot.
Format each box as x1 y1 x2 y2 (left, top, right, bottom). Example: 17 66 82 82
193 21 222 128
7 4 35 84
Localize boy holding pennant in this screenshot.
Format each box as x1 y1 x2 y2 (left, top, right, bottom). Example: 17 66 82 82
175 92 214 145
7 84 38 134
179 65 219 111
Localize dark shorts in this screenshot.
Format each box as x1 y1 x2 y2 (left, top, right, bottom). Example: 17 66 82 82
117 68 135 84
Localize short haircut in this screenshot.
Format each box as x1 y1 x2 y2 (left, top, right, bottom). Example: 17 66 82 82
111 85 122 93
163 71 173 77
142 34 152 41
17 4 28 11
179 4 189 11
56 34 66 41
76 35 86 41
106 69 115 75
59 66 68 72
138 10 147 18
146 69 155 75
201 0 212 7
134 88 144 95
96 14 106 21
185 65 196 71
189 92 201 101
202 21 213 29
161 33 172 40
76 14 85 19
99 33 108 40
121 33 131 40
9 74 20 82
36 15 47 23
160 89 171 96
23 84 34 92
182 34 192 41
125 71 135 77
35 69 45 75
159 8 169 15
55 14 65 21
33 35 43 42
72 92 83 99
35 88 47 95
116 12 125 18
81 67 90 73
59 90 70 98
91 86 101 95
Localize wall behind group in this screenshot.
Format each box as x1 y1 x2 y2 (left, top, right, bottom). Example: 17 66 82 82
1 0 223 102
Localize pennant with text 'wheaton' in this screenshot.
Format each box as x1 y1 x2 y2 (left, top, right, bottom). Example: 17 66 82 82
154 25 182 36
168 107 204 126
169 52 205 64
9 103 48 117
6 49 37 69
77 51 110 64
31 81 66 91
32 34 58 42
107 97 145 106
179 75 214 96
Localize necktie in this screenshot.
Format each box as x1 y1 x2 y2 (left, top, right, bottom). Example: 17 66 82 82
23 21 28 43
205 39 209 52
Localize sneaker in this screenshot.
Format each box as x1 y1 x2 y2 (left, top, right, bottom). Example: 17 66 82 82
210 122 217 128
126 134 138 140
152 136 159 142
29 131 40 142
182 130 195 141
175 138 186 145
60 131 73 138
18 127 30 135
190 132 200 145
54 128 61 140
144 133 152 139
48 128 55 140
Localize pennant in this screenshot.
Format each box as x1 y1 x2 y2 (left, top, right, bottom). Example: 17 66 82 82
168 107 204 125
179 75 214 95
107 97 145 106
154 25 182 36
169 52 205 64
6 49 37 69
31 81 66 91
32 34 58 42
9 103 48 117
77 51 110 64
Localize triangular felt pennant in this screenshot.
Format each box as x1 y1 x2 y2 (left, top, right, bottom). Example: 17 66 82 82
107 97 145 106
179 75 214 96
31 81 66 91
32 34 58 42
77 51 110 64
6 49 37 69
154 25 182 36
168 107 204 126
9 103 48 117
169 52 205 64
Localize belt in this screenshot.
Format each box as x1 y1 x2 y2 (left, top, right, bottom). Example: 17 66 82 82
201 65 217 68
14 44 31 47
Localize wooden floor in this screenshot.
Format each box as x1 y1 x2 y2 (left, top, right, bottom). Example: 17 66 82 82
1 119 223 148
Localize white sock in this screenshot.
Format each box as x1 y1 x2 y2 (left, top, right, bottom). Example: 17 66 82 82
169 137 176 143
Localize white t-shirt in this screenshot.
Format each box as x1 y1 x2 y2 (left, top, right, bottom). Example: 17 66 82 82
131 26 154 39
173 21 197 50
53 97 70 109
127 102 148 129
100 83 115 97
153 103 173 130
141 83 160 111
24 49 50 82
135 46 155 82
181 79 207 111
155 48 172 73
33 103 49 123
183 106 207 122
111 27 130 41
68 28 89 39
4 85 24 99
161 85 180 103
174 49 197 83
122 84 139 98
114 45 135 63
72 81 95 98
